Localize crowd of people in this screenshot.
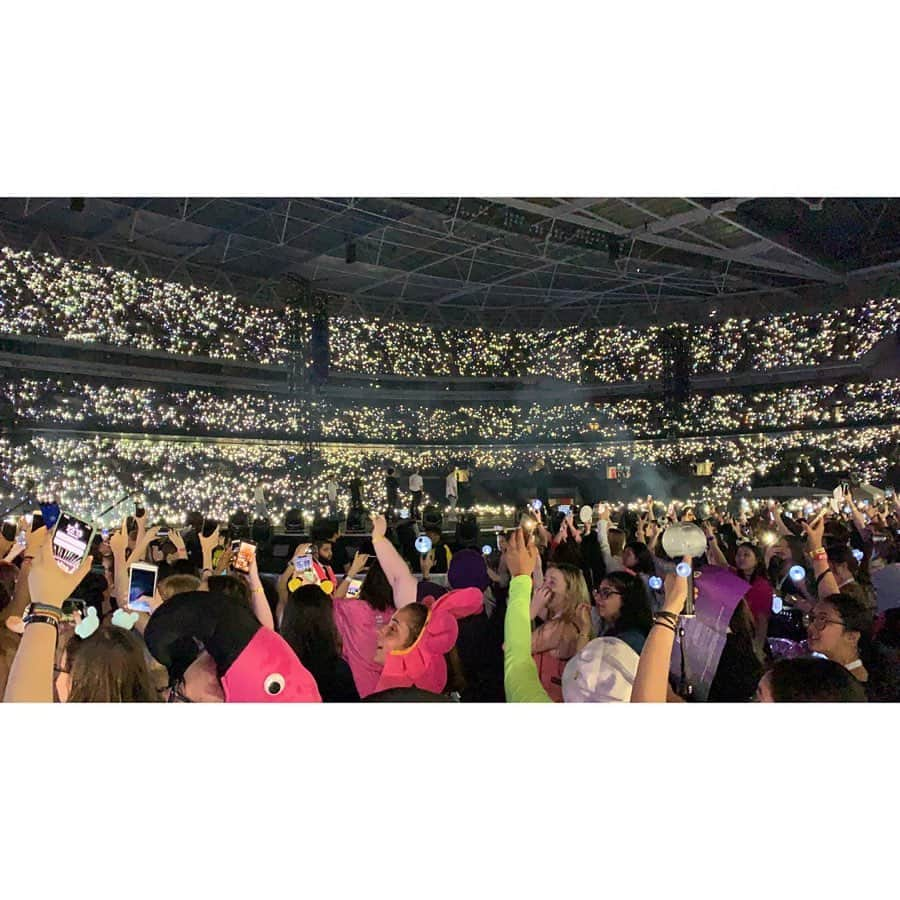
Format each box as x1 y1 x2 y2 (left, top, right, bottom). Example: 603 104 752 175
3 374 899 443
2 484 898 703
1 244 899 705
2 425 896 531
2 245 898 382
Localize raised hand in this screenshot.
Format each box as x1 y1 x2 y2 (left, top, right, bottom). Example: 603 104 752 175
28 537 92 609
169 528 187 555
130 525 160 564
109 517 129 557
662 555 692 616
199 524 220 556
802 511 827 550
372 514 387 541
348 552 370 576
504 527 538 579
24 514 48 559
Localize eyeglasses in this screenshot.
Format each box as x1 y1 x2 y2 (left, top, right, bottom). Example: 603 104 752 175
803 613 844 630
595 588 622 600
166 679 193 703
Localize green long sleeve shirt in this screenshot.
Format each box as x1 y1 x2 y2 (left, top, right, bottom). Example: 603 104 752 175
503 574 553 703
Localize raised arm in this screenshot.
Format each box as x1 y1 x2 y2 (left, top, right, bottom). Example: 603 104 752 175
0 521 46 694
845 492 869 539
803 513 840 600
631 555 691 703
4 536 93 702
371 515 417 609
333 551 368 600
109 517 131 609
503 529 551 703
703 523 729 568
243 553 274 631
595 505 621 573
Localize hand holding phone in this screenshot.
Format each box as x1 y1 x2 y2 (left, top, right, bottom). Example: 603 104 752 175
128 562 158 613
232 540 257 574
51 512 95 574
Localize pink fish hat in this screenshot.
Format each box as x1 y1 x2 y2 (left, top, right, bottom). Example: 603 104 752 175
376 587 484 694
145 590 321 702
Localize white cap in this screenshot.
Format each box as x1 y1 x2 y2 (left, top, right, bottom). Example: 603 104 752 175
562 637 640 703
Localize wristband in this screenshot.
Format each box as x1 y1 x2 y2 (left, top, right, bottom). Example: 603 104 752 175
810 547 826 557
652 619 676 634
23 614 60 631
28 602 64 617
372 535 386 543
655 610 680 623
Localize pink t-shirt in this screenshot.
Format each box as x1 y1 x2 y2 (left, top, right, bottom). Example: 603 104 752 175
731 569 773 621
332 598 394 698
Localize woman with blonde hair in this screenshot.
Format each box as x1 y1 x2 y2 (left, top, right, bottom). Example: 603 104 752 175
531 562 593 702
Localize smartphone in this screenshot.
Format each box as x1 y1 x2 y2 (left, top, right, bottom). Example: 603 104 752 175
558 505 571 515
1 521 16 542
127 562 158 613
16 530 27 547
232 540 256 574
202 518 218 538
31 512 44 531
135 501 145 518
294 554 313 573
51 512 95 574
157 527 170 539
101 528 110 541
346 577 364 599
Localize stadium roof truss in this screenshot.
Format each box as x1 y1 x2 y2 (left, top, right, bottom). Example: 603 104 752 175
1 197 899 329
